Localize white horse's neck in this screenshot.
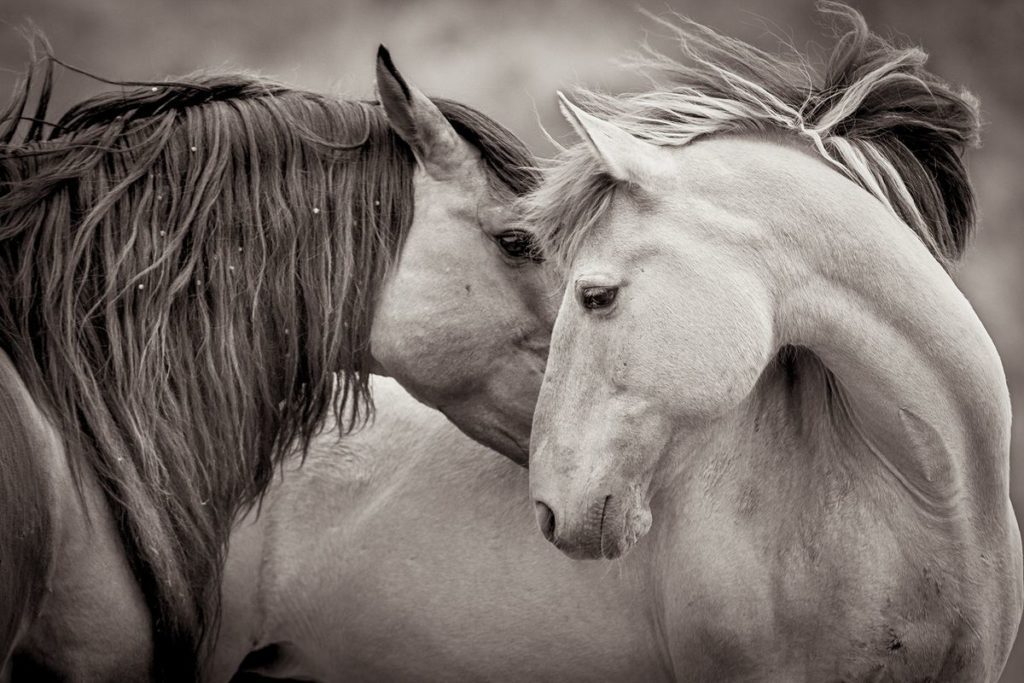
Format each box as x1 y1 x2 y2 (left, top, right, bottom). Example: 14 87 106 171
647 141 1021 674
638 140 1020 675
763 143 1011 518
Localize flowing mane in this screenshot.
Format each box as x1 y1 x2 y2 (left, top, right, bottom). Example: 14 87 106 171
0 51 535 678
525 2 980 271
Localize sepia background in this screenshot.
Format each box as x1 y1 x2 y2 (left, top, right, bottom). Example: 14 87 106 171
1 0 1021 677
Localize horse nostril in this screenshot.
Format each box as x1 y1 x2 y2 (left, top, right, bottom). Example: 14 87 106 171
534 500 556 542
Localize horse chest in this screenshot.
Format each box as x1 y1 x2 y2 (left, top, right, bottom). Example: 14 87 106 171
651 479 979 681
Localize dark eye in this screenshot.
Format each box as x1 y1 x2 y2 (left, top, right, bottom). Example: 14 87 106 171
495 230 541 261
580 286 618 311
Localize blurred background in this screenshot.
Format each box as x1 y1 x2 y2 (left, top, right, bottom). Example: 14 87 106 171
0 0 1021 676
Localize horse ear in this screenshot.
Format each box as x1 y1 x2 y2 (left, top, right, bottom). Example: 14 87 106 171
376 46 473 179
557 92 669 186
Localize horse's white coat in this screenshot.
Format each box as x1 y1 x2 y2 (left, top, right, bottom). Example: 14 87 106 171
529 129 1022 679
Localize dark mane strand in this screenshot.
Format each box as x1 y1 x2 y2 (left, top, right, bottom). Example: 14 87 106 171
807 2 980 263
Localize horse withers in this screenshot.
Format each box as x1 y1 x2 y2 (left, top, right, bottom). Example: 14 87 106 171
0 44 553 680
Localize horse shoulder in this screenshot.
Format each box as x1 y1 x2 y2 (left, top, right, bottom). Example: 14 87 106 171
0 349 151 678
0 350 56 663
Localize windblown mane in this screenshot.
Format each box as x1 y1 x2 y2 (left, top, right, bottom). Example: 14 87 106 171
526 2 980 270
0 51 535 678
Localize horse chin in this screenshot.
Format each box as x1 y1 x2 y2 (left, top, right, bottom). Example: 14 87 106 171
480 428 530 466
440 408 530 466
554 542 605 561
599 498 653 560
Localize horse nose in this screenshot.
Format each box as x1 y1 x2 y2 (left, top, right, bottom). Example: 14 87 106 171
534 500 556 542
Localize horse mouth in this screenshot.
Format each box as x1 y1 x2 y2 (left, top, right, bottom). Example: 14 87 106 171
542 495 612 560
598 494 619 559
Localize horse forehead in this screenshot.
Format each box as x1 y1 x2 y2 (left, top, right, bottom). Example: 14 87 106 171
414 143 490 190
667 135 822 196
591 179 766 257
580 137 821 261
578 196 649 259
411 159 494 221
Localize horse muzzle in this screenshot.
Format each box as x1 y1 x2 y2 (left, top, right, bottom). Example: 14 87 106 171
533 491 652 560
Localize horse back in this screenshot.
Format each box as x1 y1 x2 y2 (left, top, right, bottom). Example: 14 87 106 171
0 348 58 662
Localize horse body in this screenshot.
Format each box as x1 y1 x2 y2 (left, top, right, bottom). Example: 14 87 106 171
0 47 549 677
523 6 1021 679
209 378 672 682
528 132 1021 680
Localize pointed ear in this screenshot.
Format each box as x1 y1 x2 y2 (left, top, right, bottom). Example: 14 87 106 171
376 46 474 179
557 92 669 186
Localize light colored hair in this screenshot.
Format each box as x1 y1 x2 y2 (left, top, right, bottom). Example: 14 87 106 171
524 2 980 271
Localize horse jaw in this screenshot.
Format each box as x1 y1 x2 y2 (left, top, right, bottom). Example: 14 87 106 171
369 162 550 464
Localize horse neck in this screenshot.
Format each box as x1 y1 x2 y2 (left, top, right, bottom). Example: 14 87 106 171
765 151 1010 522
0 348 151 670
0 349 58 657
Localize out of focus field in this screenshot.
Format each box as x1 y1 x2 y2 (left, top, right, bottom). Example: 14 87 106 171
1 0 1021 677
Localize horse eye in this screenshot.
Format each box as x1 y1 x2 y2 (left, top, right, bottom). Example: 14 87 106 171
580 286 618 311
495 230 540 261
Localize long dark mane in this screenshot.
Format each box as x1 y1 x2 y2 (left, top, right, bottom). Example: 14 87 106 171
0 49 535 678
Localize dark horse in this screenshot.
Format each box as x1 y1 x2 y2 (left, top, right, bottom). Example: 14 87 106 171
0 43 550 680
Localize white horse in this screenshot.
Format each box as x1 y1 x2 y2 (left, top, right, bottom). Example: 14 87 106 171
526 4 1022 680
